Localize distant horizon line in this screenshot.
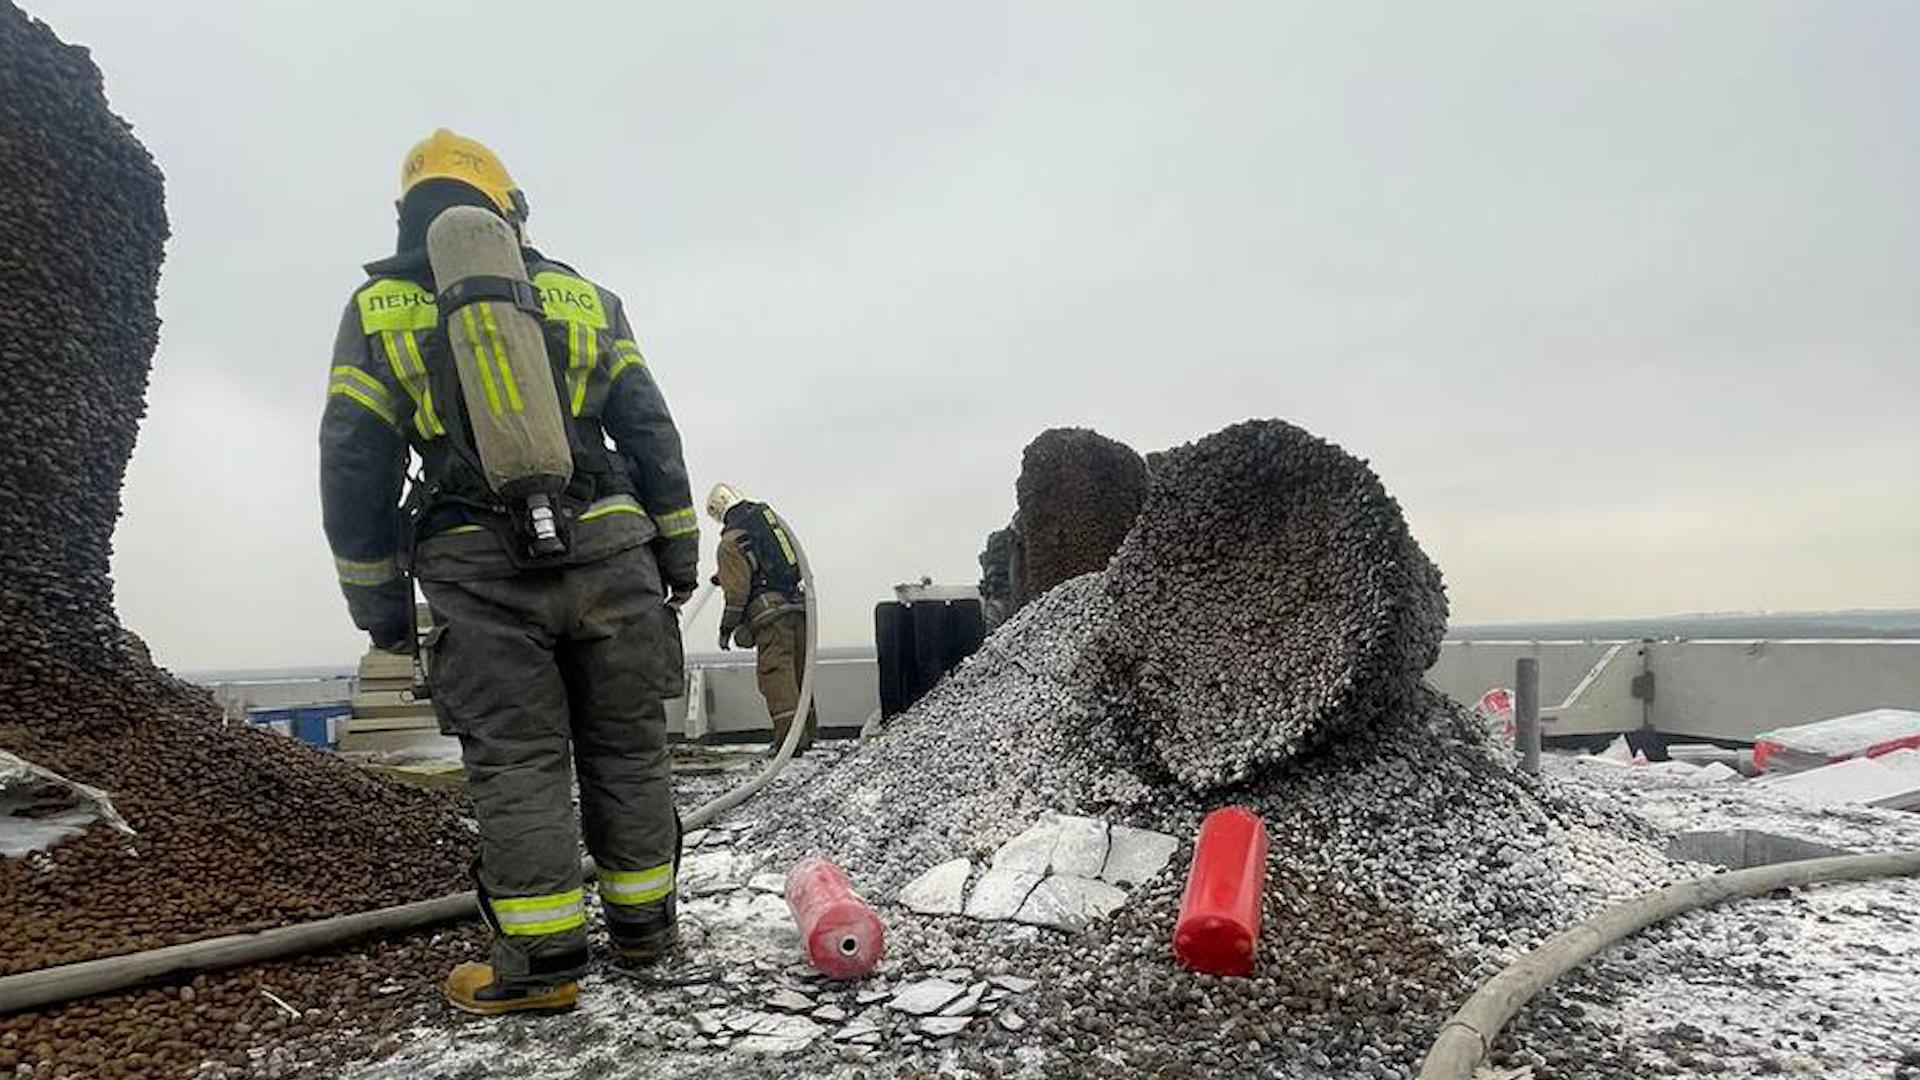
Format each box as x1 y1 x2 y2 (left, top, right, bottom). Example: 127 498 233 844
176 607 1920 682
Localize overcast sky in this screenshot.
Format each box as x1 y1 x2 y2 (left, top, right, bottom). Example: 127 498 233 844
26 1 1920 671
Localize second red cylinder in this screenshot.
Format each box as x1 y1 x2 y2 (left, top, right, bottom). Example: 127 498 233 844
1172 805 1269 977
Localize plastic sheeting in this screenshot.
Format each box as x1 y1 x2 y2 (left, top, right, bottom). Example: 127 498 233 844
0 751 133 858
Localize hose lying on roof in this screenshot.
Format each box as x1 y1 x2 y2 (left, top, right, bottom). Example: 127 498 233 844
0 510 820 1016
1417 848 1920 1080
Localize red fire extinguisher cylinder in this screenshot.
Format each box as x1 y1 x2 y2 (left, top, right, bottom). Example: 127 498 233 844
784 855 886 980
1172 806 1269 977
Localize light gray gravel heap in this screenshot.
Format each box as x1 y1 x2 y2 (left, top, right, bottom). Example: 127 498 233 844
712 418 1700 1078
1076 418 1451 790
337 416 1920 1080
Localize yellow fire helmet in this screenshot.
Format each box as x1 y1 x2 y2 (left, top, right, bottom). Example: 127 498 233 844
399 128 527 222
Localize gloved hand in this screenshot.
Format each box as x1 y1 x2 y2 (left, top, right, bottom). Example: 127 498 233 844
651 533 699 595
708 572 720 587
716 626 733 651
666 586 693 610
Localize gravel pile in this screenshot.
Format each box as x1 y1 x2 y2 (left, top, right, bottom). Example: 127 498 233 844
1009 427 1148 610
1077 419 1450 790
704 418 1682 1078
975 526 1015 628
0 0 165 663
329 415 1920 1079
0 7 477 1075
0 668 475 975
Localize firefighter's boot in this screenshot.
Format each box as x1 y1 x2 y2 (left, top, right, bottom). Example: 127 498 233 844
610 909 680 967
443 961 579 1016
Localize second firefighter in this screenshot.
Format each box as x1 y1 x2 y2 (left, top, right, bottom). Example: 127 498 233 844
707 484 816 754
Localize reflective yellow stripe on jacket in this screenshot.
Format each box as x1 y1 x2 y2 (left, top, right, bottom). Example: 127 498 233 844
379 330 443 438
652 507 698 539
327 366 397 429
579 494 645 524
489 889 586 937
608 338 646 385
598 862 674 907
358 279 443 437
333 553 399 588
535 271 607 416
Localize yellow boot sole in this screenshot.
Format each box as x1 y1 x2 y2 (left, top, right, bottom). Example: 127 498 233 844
444 961 579 1016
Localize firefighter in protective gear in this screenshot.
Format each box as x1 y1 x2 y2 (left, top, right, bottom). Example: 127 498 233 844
707 484 816 754
319 130 699 1015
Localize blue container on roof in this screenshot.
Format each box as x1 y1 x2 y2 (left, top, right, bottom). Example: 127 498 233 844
246 704 350 749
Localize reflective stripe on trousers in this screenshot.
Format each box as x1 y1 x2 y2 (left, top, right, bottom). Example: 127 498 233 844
490 888 587 936
599 862 674 906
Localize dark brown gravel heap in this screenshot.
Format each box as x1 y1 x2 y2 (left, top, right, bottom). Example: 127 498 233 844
0 0 166 665
1076 419 1449 790
0 927 483 1080
1011 427 1149 609
0 664 474 976
0 6 479 1075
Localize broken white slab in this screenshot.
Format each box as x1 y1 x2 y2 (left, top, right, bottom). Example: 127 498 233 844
965 866 1042 920
898 858 971 916
1013 875 1129 932
1049 816 1109 878
765 988 815 1013
918 1016 972 1038
938 981 989 1017
992 816 1061 874
889 978 966 1016
811 1004 848 1023
1100 824 1179 886
735 1014 823 1056
989 974 1037 994
724 1011 767 1033
747 872 786 895
832 1018 879 1042
996 1010 1027 1032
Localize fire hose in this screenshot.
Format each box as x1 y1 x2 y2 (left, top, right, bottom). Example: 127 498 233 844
1417 848 1920 1080
0 510 820 1016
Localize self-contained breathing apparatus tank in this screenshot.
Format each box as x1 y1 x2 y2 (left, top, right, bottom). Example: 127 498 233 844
424 205 573 557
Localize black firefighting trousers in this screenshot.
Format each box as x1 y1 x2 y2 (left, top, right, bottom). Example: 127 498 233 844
420 540 683 986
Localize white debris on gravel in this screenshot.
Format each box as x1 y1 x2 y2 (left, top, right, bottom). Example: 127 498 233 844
887 979 965 1016
1012 874 1128 931
963 866 1041 920
897 857 971 915
1101 824 1180 886
1494 755 1920 1078
897 813 1177 930
1550 754 1920 854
